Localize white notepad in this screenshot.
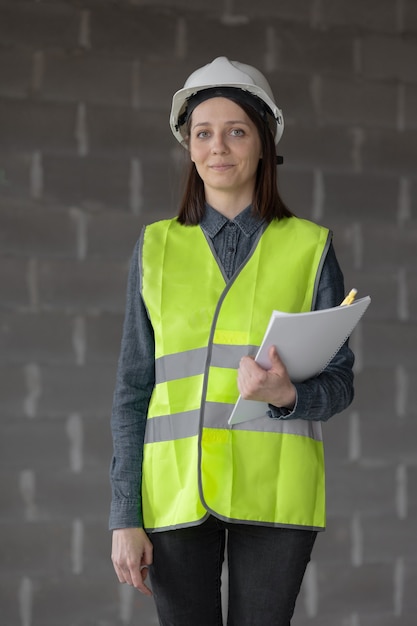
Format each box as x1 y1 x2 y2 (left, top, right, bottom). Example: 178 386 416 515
228 296 371 425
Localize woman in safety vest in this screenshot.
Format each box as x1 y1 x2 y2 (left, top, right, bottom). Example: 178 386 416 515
110 57 355 625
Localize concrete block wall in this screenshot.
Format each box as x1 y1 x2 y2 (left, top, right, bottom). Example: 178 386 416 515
0 1 416 624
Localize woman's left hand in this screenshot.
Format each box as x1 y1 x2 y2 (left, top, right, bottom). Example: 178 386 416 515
237 345 296 410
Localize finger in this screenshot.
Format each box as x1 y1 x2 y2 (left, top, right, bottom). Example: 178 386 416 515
139 542 153 589
131 566 153 596
239 356 261 379
141 565 149 582
143 542 153 567
239 355 254 371
113 564 133 586
116 562 152 596
268 345 287 374
268 345 280 363
238 366 262 398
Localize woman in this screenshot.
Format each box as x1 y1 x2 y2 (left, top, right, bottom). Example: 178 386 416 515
110 57 354 625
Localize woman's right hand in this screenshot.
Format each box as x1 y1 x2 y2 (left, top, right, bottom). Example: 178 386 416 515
111 527 154 596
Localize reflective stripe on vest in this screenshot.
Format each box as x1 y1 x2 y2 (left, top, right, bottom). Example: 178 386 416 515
141 216 331 532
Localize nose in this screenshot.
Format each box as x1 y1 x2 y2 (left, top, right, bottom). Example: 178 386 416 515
211 132 228 154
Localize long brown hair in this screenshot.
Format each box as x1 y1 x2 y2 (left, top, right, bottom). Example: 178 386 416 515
177 100 293 225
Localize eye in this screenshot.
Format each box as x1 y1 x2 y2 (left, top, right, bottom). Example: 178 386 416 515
196 130 210 139
230 128 245 137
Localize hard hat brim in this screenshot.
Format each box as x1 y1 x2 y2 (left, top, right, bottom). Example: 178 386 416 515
170 82 284 148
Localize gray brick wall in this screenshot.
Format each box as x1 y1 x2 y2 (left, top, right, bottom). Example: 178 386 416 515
0 1 416 624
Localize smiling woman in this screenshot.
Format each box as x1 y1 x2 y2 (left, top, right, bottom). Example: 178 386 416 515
188 98 262 218
109 56 355 626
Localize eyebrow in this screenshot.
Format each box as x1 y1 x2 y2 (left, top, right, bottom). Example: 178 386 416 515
191 120 251 130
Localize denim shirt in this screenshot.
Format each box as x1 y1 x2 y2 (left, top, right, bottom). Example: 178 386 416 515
109 205 355 530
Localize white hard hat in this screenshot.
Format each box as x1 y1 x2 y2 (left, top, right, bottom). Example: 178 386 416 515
170 56 284 148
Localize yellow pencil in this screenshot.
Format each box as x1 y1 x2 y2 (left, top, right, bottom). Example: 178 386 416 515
340 288 357 306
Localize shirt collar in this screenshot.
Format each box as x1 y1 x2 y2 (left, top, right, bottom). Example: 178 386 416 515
200 204 265 238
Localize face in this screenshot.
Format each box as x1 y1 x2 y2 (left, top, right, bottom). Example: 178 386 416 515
188 97 262 208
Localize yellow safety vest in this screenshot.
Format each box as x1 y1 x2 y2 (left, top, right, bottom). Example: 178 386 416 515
140 216 331 532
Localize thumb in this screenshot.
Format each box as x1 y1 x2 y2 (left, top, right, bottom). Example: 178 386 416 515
268 345 280 364
143 543 153 566
268 345 286 372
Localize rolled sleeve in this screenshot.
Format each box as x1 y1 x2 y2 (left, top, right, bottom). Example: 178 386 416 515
268 243 355 422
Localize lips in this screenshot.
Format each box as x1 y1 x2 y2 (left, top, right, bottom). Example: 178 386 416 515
209 163 234 171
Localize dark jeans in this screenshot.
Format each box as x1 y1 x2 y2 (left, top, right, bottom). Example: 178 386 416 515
149 515 317 626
